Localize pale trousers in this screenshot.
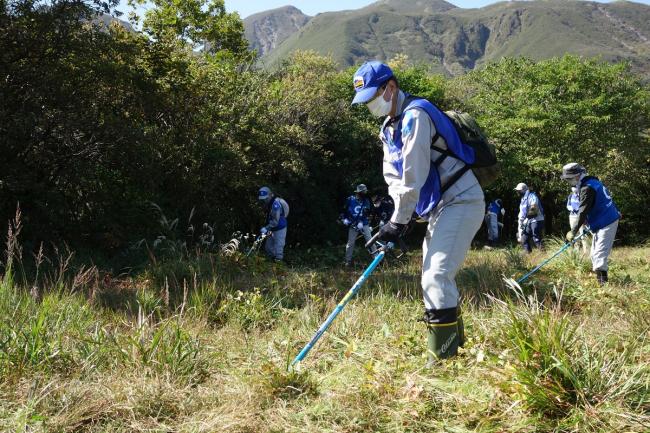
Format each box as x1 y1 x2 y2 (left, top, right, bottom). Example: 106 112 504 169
345 225 373 262
569 214 588 254
265 228 286 260
591 220 618 271
485 212 498 241
422 184 485 310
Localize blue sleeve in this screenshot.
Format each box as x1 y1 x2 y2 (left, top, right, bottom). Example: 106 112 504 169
344 197 352 218
267 200 282 229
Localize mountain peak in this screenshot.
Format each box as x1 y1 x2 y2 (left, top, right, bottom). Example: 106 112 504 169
368 0 457 14
245 5 307 21
243 6 311 57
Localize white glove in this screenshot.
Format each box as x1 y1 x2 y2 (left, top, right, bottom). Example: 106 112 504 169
342 218 350 226
498 222 504 228
260 227 268 235
501 208 506 216
356 222 364 230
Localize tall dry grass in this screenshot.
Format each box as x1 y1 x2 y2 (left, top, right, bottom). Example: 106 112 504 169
1 211 648 432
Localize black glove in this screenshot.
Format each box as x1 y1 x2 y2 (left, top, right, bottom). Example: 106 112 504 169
377 221 406 243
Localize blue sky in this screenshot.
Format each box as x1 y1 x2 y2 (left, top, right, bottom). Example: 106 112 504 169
117 0 650 20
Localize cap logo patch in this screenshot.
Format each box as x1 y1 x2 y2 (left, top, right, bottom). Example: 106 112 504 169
353 76 365 89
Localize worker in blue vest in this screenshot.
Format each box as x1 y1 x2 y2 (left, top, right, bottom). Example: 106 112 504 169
258 186 289 262
351 61 484 363
371 193 395 228
561 163 620 285
514 182 545 253
484 198 505 248
566 186 587 254
341 184 375 266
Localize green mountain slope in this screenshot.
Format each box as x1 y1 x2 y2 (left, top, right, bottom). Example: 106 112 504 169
362 0 457 14
260 0 650 76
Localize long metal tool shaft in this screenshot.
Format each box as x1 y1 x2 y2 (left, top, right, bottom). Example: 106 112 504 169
516 231 589 284
291 247 389 367
246 232 268 257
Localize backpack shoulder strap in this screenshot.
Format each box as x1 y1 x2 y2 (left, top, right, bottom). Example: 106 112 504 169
403 97 475 195
277 197 289 218
440 166 471 196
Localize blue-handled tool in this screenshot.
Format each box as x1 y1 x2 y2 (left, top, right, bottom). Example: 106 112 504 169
517 230 590 284
245 232 270 257
290 242 393 367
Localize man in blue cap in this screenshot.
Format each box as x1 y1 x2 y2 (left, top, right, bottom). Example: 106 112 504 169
372 193 395 228
351 61 485 363
341 183 375 266
258 186 289 262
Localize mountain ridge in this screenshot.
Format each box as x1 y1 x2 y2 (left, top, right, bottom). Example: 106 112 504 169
243 0 650 76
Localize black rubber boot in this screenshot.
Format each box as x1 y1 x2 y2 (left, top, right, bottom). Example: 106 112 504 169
424 307 459 364
596 270 608 286
457 306 465 348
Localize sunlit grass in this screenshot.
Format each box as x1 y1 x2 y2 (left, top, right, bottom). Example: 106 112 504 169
1 228 648 432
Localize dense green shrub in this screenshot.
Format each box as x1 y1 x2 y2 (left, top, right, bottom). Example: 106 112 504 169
1 0 648 268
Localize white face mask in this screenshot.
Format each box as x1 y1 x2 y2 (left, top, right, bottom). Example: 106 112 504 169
366 87 392 117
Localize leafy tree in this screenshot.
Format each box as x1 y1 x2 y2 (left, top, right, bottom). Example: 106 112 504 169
447 56 650 240
135 0 248 57
2 0 649 269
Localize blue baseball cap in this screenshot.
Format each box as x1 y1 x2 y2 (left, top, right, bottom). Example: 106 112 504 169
258 186 272 200
351 61 394 104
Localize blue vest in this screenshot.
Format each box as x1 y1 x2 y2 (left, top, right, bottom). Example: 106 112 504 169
519 191 544 220
487 200 502 215
566 192 580 214
581 177 620 231
376 196 395 222
267 198 287 231
345 195 371 225
382 98 476 217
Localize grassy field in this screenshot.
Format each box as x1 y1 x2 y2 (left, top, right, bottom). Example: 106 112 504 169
1 235 649 432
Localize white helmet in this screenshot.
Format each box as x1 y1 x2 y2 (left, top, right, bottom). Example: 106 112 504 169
514 182 528 192
355 184 368 194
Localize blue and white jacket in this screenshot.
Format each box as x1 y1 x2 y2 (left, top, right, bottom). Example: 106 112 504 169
379 91 483 223
265 197 288 231
487 200 503 216
344 195 372 226
518 190 544 227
